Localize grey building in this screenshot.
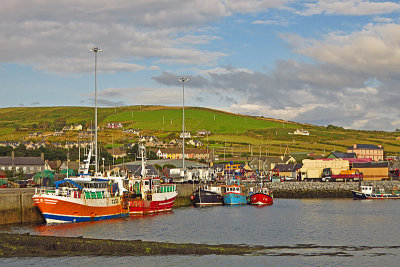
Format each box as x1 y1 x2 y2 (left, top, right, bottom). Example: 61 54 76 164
0 151 45 176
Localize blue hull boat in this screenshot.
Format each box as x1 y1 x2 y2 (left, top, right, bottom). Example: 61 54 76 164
223 192 247 205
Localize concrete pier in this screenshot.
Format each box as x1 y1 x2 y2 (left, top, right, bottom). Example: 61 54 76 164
268 180 400 198
0 188 43 225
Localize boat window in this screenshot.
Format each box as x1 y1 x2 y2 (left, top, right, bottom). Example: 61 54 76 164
145 181 149 185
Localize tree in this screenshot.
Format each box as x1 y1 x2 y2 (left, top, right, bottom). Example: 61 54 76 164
147 150 158 160
15 169 25 180
14 144 28 157
99 148 113 165
154 164 163 172
54 118 67 130
5 170 15 179
327 124 344 130
0 146 12 156
126 144 139 160
38 121 51 130
163 164 176 169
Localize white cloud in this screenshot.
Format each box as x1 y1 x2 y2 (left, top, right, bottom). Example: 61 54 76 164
84 86 184 106
0 0 288 74
372 17 393 23
284 23 400 77
199 67 254 76
298 0 400 16
251 19 289 26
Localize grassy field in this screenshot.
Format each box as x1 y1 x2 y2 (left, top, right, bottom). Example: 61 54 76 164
0 105 400 157
103 106 295 133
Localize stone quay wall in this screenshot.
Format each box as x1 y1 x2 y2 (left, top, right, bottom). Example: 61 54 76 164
0 188 43 225
175 180 400 200
268 180 400 198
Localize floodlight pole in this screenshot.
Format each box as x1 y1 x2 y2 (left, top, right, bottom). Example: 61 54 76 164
179 77 189 170
90 46 102 174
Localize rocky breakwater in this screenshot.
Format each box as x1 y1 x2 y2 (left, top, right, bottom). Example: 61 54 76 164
269 181 400 198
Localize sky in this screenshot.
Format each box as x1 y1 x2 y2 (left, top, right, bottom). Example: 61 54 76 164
1 0 400 131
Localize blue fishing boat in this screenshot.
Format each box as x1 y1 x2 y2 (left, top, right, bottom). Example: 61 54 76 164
222 179 247 205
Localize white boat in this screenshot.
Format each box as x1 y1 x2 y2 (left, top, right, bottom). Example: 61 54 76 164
352 185 400 199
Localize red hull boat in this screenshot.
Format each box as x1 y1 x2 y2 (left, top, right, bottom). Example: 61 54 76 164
248 186 273 205
249 192 273 205
128 185 177 215
126 144 178 215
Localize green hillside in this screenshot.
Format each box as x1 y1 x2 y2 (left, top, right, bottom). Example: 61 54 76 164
0 105 399 157
104 107 294 133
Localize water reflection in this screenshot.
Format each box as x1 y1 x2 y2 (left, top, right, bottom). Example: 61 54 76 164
2 199 400 266
3 199 400 247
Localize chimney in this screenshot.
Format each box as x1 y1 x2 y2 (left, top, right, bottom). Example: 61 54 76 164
41 152 44 161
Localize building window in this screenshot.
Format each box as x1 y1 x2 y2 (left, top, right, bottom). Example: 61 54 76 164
30 167 34 171
23 167 26 171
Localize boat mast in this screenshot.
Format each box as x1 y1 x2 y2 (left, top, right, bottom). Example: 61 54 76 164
139 143 147 178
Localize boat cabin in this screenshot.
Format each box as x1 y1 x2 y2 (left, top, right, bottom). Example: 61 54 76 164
126 177 176 196
360 185 373 194
225 186 242 194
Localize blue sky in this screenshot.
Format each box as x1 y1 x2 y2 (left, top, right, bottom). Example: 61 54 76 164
1 0 400 131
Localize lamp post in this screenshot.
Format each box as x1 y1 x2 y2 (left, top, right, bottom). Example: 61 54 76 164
179 77 188 170
90 46 102 174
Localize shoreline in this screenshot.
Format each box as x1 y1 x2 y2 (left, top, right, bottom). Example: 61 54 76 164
0 232 396 258
0 232 262 257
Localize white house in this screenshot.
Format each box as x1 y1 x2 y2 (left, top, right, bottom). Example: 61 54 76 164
293 129 310 136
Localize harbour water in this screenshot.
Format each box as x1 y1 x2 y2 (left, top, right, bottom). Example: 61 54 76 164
1 198 400 266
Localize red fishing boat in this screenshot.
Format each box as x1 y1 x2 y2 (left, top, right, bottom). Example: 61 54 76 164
247 186 273 205
126 144 178 215
127 178 177 214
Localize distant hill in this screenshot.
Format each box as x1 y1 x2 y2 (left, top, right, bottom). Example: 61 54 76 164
0 105 399 156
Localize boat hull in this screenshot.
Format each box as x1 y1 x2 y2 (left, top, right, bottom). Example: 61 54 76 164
249 193 273 205
32 195 129 224
129 193 177 215
192 189 223 206
352 191 400 199
223 192 247 205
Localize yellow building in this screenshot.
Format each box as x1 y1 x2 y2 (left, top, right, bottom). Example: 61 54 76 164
347 144 384 161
